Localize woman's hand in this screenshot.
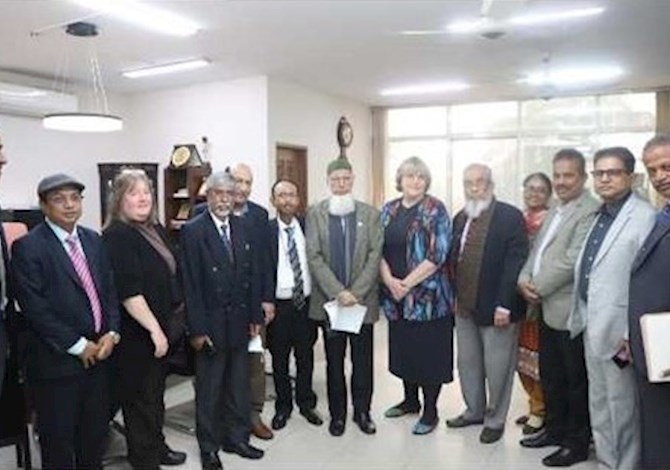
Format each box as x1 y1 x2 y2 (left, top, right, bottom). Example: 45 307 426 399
388 277 409 302
150 328 169 358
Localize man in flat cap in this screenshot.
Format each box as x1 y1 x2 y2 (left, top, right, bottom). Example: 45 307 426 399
306 157 383 437
12 174 120 470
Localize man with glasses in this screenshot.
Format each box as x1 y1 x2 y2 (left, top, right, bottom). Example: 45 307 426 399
12 174 120 470
568 147 655 469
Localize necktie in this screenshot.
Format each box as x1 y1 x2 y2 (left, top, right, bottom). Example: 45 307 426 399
65 235 103 332
285 227 306 310
220 223 234 263
656 203 670 226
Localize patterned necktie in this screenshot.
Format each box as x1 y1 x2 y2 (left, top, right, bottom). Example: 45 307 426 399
65 235 103 332
220 223 234 264
285 226 306 310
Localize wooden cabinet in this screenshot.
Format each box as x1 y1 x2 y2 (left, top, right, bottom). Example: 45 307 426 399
164 163 211 237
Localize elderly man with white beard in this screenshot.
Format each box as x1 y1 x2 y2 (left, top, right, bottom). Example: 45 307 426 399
446 163 529 444
306 157 383 437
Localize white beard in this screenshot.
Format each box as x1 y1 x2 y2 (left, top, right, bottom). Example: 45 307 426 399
464 196 493 219
328 194 356 216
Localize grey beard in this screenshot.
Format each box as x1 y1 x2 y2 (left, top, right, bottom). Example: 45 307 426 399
328 194 356 216
464 196 493 219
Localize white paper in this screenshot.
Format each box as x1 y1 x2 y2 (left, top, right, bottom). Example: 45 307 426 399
640 312 670 383
323 300 367 334
248 334 264 353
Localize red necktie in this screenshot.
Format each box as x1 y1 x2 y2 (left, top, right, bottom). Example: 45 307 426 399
66 236 103 332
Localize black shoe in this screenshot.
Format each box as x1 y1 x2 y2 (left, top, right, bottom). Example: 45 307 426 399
353 413 377 435
221 441 264 460
445 415 484 428
300 408 324 426
542 447 588 467
161 447 187 466
328 419 345 436
272 412 290 430
200 451 223 470
479 427 504 444
520 430 562 448
515 415 529 426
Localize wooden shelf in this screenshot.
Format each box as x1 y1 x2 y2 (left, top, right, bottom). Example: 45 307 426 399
164 163 211 240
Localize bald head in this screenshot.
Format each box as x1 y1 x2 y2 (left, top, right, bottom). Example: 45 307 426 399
230 163 254 208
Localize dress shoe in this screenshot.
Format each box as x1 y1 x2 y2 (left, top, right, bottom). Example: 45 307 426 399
251 421 274 440
522 415 545 435
445 415 484 428
328 419 346 436
412 418 438 435
200 451 223 470
271 412 290 430
300 408 324 426
515 414 529 426
520 430 562 448
221 441 264 460
542 447 588 467
384 401 421 418
353 413 376 434
160 447 187 466
479 427 504 444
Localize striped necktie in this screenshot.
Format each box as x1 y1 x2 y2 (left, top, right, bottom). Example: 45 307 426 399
65 235 103 332
285 226 306 310
220 223 234 264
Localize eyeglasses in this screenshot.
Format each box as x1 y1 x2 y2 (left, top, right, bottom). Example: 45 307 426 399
591 169 628 179
47 193 83 205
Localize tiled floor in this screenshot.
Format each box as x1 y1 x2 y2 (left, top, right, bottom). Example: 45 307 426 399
0 319 598 469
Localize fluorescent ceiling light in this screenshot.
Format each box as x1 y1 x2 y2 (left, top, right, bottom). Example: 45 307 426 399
446 18 493 34
519 66 624 87
43 113 123 132
509 7 605 26
122 58 210 78
68 0 200 37
381 82 470 96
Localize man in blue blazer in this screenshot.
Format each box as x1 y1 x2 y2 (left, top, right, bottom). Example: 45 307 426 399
629 134 670 469
181 170 265 470
12 173 120 470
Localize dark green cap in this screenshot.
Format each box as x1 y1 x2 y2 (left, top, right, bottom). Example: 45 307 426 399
327 157 352 175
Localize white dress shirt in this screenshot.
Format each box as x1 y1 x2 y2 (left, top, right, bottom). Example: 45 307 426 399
276 217 311 299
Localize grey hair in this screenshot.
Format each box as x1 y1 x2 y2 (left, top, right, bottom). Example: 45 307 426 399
643 134 670 155
464 163 494 186
205 170 236 191
395 156 432 192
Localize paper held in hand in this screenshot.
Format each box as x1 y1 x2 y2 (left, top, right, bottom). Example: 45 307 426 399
248 334 263 353
640 312 670 383
324 300 367 334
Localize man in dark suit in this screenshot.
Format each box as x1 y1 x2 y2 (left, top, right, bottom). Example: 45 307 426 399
447 163 529 444
12 173 120 470
0 135 9 397
267 179 322 431
629 134 670 469
181 170 265 470
229 163 276 440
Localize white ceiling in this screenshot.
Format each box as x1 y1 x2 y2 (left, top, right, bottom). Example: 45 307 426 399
1 0 669 107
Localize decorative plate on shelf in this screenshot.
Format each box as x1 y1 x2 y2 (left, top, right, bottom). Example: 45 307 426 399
171 146 191 168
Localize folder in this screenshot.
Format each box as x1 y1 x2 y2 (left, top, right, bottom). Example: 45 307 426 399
640 312 670 383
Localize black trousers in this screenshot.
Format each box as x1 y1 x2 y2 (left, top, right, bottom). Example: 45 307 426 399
636 372 670 469
33 365 109 470
318 322 374 420
121 357 168 469
195 345 250 453
539 322 590 452
268 299 317 414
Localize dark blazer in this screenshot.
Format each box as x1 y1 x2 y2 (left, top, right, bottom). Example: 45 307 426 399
629 217 670 378
11 222 120 381
269 216 306 293
102 221 179 396
181 212 262 349
451 200 529 326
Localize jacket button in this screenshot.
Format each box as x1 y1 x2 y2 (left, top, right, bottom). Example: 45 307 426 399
212 267 218 272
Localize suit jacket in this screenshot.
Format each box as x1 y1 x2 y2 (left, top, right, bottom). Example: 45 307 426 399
180 212 262 350
306 200 382 324
568 194 655 359
518 190 599 330
242 201 274 303
11 222 120 382
452 200 529 326
629 206 670 378
269 216 307 297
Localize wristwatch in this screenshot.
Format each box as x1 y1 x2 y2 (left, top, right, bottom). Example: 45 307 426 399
108 331 121 345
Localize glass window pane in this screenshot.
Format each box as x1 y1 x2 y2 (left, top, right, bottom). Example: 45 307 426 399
387 107 447 138
450 102 518 135
386 139 448 203
450 139 519 213
522 96 597 132
599 94 656 130
520 135 596 180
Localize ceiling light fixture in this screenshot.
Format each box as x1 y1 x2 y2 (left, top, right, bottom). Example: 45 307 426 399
509 6 605 26
446 18 493 34
68 0 200 37
122 58 210 79
380 81 471 96
519 65 624 87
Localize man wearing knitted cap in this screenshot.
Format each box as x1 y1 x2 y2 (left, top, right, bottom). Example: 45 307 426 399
306 157 383 437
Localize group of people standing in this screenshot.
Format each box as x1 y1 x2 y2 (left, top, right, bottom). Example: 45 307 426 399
1 131 670 470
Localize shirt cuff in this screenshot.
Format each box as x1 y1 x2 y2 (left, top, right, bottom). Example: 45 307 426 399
67 337 88 356
495 306 511 315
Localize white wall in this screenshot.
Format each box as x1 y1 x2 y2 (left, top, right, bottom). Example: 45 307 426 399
268 79 373 206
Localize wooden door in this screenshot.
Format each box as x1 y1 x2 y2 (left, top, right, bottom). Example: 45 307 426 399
276 144 308 214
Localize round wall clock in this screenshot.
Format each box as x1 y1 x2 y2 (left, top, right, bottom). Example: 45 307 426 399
337 117 353 157
171 146 190 168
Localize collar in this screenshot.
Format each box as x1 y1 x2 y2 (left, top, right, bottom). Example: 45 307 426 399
208 210 229 229
277 217 299 231
45 218 78 243
233 202 249 216
600 191 632 217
